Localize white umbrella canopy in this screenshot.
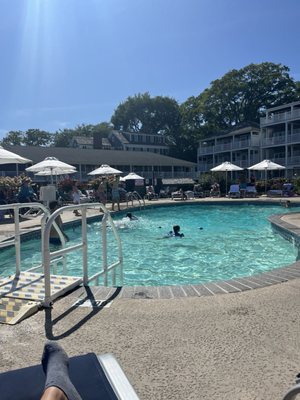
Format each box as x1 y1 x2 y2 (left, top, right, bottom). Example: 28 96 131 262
248 159 286 171
210 162 243 193
123 172 145 180
88 164 122 176
248 159 286 194
210 161 244 172
34 168 76 176
26 157 76 183
0 146 32 164
26 157 75 172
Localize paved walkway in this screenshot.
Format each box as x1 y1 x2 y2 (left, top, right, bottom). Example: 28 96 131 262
1 197 300 399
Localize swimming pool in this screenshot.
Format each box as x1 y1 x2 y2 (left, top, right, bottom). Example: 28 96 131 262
0 204 298 286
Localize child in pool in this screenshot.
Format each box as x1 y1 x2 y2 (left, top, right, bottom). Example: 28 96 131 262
168 225 184 238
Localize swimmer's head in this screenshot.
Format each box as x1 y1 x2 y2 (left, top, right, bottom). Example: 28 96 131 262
173 225 180 233
126 212 132 219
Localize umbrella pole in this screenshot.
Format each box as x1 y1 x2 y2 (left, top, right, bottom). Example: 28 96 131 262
226 171 228 196
265 168 267 195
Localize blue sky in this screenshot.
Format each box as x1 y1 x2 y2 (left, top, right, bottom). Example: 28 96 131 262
1 0 300 138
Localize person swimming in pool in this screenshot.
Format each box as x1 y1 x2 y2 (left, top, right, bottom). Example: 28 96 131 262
126 212 138 221
168 225 184 238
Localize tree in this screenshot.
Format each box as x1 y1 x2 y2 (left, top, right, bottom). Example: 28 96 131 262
187 62 300 132
23 129 53 146
111 92 182 136
1 131 24 146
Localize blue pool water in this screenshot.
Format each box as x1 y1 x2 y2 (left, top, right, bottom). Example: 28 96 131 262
0 204 298 286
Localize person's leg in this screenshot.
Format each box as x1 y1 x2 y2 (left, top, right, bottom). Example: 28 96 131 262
41 386 67 400
41 342 82 400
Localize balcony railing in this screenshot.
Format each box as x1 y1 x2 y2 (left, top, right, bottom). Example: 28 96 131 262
261 136 286 146
198 145 214 155
287 156 300 166
260 108 300 125
199 139 258 155
287 131 300 143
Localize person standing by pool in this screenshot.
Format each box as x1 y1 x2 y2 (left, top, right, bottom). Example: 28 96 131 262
96 178 107 204
72 185 81 216
110 175 120 211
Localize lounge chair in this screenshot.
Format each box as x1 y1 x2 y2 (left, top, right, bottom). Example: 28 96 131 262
0 352 139 400
245 186 258 198
228 184 240 198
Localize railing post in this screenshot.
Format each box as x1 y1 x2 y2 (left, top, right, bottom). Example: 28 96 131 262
43 222 52 308
102 213 108 286
82 207 88 285
14 206 21 276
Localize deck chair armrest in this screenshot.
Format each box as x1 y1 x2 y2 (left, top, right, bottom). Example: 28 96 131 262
98 354 139 400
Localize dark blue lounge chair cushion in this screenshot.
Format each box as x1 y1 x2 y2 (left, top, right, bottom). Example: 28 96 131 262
0 353 118 400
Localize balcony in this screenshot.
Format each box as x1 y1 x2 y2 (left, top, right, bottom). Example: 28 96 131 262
287 130 300 143
260 108 300 126
198 145 214 155
261 136 286 146
214 143 232 152
287 156 300 166
199 139 259 155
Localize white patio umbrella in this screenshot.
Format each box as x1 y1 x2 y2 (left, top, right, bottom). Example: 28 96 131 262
248 159 286 194
0 146 32 164
26 157 76 184
88 164 122 176
123 172 144 180
34 168 76 176
210 161 243 193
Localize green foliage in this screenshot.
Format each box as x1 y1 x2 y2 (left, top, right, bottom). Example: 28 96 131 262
111 92 181 136
1 129 53 146
182 62 300 134
1 131 24 146
23 129 53 146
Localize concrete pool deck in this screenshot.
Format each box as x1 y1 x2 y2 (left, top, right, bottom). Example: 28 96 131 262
1 197 300 399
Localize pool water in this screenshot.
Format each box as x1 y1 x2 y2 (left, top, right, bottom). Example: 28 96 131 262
0 204 298 286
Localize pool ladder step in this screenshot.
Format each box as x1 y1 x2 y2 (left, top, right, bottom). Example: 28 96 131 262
0 271 82 324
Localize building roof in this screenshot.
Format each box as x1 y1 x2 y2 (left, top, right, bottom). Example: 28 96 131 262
71 136 94 146
4 145 196 168
111 131 130 144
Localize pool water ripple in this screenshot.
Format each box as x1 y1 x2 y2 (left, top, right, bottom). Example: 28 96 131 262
0 204 298 286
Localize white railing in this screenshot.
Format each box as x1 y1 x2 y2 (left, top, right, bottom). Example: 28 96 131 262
261 108 300 125
288 131 300 143
0 202 123 307
0 202 54 275
261 136 286 146
42 203 123 307
126 191 145 209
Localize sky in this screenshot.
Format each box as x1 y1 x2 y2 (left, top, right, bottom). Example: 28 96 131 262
1 0 300 139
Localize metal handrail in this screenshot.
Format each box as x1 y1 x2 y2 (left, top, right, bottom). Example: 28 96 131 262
0 202 51 275
42 203 123 307
126 191 145 209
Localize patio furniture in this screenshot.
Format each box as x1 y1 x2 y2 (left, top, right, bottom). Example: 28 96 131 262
228 184 240 198
245 186 258 198
0 352 139 400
